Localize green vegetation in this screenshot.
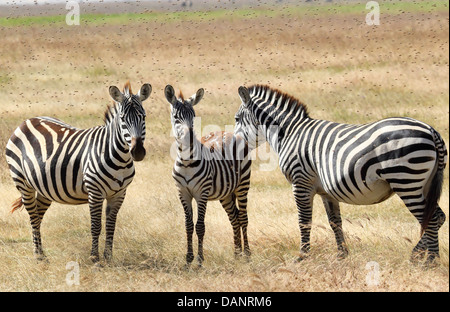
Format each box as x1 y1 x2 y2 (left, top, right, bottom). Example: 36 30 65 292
0 0 448 27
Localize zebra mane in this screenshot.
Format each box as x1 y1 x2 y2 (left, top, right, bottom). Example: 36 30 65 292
247 84 309 119
124 81 132 95
103 102 120 124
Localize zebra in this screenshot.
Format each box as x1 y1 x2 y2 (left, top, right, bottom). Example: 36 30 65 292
165 85 252 266
234 84 447 264
5 81 152 262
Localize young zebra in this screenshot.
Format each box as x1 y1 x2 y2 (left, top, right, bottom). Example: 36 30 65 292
234 84 447 264
5 82 152 262
165 85 252 266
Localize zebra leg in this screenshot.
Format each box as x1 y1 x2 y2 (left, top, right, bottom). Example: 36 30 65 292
36 193 52 223
293 183 314 261
395 192 428 262
88 192 104 263
21 190 46 260
220 194 242 258
397 192 444 263
33 193 52 260
422 206 446 264
195 197 208 266
104 191 126 262
321 195 348 259
431 206 447 259
179 192 194 266
236 190 251 257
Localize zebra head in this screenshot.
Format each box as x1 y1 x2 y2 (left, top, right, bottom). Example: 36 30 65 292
165 85 204 145
234 86 264 150
109 82 152 162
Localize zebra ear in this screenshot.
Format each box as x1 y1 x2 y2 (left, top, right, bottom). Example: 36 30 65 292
164 85 177 106
190 88 204 106
138 83 152 102
238 86 250 108
109 86 125 103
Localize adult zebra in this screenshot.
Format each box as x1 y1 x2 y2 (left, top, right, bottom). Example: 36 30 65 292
5 82 152 262
234 84 447 263
165 85 252 266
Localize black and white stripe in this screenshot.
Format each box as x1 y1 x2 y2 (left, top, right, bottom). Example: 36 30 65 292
165 85 252 266
5 82 152 262
235 84 447 263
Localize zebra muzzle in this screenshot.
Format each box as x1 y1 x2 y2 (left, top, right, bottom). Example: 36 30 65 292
130 137 146 161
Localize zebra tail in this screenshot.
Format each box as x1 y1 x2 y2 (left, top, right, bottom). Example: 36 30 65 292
421 128 448 235
10 197 23 214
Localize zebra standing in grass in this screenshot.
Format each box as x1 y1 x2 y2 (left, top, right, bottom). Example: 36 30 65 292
234 84 447 263
5 82 152 262
165 85 252 266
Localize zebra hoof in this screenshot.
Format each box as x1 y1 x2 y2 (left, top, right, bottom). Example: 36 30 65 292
93 262 104 269
196 255 204 267
89 255 100 263
104 251 113 263
35 254 48 263
186 253 194 264
234 251 251 262
410 249 426 263
337 249 349 260
425 253 440 267
296 251 309 262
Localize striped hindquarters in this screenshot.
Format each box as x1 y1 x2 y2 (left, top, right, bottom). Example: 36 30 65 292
6 117 98 204
307 117 442 206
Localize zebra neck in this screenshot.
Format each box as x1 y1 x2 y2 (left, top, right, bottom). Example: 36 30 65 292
176 129 202 165
255 107 310 155
104 116 132 164
248 85 310 153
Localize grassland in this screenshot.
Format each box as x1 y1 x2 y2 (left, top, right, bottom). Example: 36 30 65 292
0 1 448 292
0 1 448 27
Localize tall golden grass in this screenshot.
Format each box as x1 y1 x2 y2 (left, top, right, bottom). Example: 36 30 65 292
0 3 448 291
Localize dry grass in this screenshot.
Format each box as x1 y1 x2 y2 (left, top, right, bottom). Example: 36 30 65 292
0 2 448 292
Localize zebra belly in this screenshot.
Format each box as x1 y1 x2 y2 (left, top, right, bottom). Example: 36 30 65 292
362 179 394 204
343 179 394 205
208 161 241 201
173 172 236 201
28 160 89 204
208 182 236 201
317 175 394 205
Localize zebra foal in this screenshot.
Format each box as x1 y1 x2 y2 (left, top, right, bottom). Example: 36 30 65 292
5 81 152 262
234 84 447 264
165 85 252 266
